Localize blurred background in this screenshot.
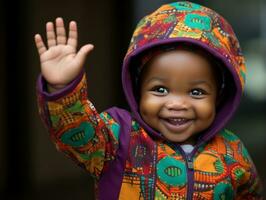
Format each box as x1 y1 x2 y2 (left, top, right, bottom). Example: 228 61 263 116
0 0 265 199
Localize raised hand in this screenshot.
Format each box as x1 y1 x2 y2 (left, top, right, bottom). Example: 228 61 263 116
34 17 94 92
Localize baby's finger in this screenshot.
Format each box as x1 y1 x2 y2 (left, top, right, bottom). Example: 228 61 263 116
67 21 77 49
34 34 47 55
56 17 67 45
75 44 94 66
46 22 56 48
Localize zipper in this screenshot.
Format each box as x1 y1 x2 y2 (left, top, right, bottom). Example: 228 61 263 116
170 143 197 200
177 146 195 200
185 140 207 200
185 154 194 200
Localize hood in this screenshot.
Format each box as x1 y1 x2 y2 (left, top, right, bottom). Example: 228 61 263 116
121 1 246 144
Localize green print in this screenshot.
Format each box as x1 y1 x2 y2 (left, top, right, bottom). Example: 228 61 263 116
175 30 201 38
164 15 176 23
165 166 181 176
240 69 246 82
170 1 201 11
99 112 112 121
50 115 60 126
132 120 140 131
79 150 104 161
155 189 167 200
214 158 225 174
157 156 187 186
213 182 234 200
110 123 120 140
61 122 95 147
184 13 211 31
66 100 83 113
136 18 147 29
223 155 236 165
233 167 245 182
100 112 120 140
204 32 221 47
221 129 239 142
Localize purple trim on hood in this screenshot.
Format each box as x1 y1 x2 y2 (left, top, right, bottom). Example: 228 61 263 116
98 107 131 200
37 69 85 101
122 38 242 144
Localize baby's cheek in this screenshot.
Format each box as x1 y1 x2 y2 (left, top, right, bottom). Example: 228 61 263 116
140 101 152 116
197 102 216 120
139 96 159 116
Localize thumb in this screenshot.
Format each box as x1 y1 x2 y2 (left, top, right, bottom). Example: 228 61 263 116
75 44 94 65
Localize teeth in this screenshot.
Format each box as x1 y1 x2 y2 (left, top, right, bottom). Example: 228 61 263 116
167 118 189 124
171 118 185 122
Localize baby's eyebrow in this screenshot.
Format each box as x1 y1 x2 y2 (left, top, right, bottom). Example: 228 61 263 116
145 76 167 84
189 80 212 88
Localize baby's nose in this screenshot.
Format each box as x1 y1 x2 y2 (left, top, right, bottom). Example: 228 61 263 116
165 95 189 111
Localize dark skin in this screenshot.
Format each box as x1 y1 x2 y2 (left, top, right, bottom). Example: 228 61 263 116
34 17 94 93
139 49 218 144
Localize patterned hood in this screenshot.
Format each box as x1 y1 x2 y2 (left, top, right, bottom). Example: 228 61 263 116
121 1 246 143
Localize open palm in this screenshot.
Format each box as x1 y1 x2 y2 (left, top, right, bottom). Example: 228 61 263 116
35 18 94 91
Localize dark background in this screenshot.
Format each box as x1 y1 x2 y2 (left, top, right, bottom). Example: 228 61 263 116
0 0 265 199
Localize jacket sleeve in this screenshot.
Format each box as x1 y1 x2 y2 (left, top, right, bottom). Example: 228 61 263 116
36 71 121 180
234 140 263 199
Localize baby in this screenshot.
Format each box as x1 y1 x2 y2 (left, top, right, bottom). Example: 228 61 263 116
35 1 262 199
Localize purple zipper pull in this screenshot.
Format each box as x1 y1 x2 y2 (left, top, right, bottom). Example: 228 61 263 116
186 155 194 200
187 156 194 170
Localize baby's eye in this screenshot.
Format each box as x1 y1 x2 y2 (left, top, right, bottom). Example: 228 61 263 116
190 89 206 97
152 86 169 95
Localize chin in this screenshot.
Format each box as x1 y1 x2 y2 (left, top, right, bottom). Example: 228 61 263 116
164 135 189 143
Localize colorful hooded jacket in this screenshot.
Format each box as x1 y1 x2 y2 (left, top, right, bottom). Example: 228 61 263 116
37 1 262 199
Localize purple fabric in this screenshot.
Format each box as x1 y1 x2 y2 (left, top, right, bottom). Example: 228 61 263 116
37 69 85 101
98 107 132 200
121 37 242 145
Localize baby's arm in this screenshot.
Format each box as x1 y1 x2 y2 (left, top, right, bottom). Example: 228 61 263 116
35 18 121 180
235 142 263 199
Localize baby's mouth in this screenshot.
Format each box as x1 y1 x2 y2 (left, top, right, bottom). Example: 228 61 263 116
166 118 189 126
160 117 193 133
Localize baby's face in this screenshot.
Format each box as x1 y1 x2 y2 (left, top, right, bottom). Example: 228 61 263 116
139 49 218 144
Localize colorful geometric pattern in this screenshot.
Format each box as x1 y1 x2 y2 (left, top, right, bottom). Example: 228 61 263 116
37 75 121 180
126 1 246 90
